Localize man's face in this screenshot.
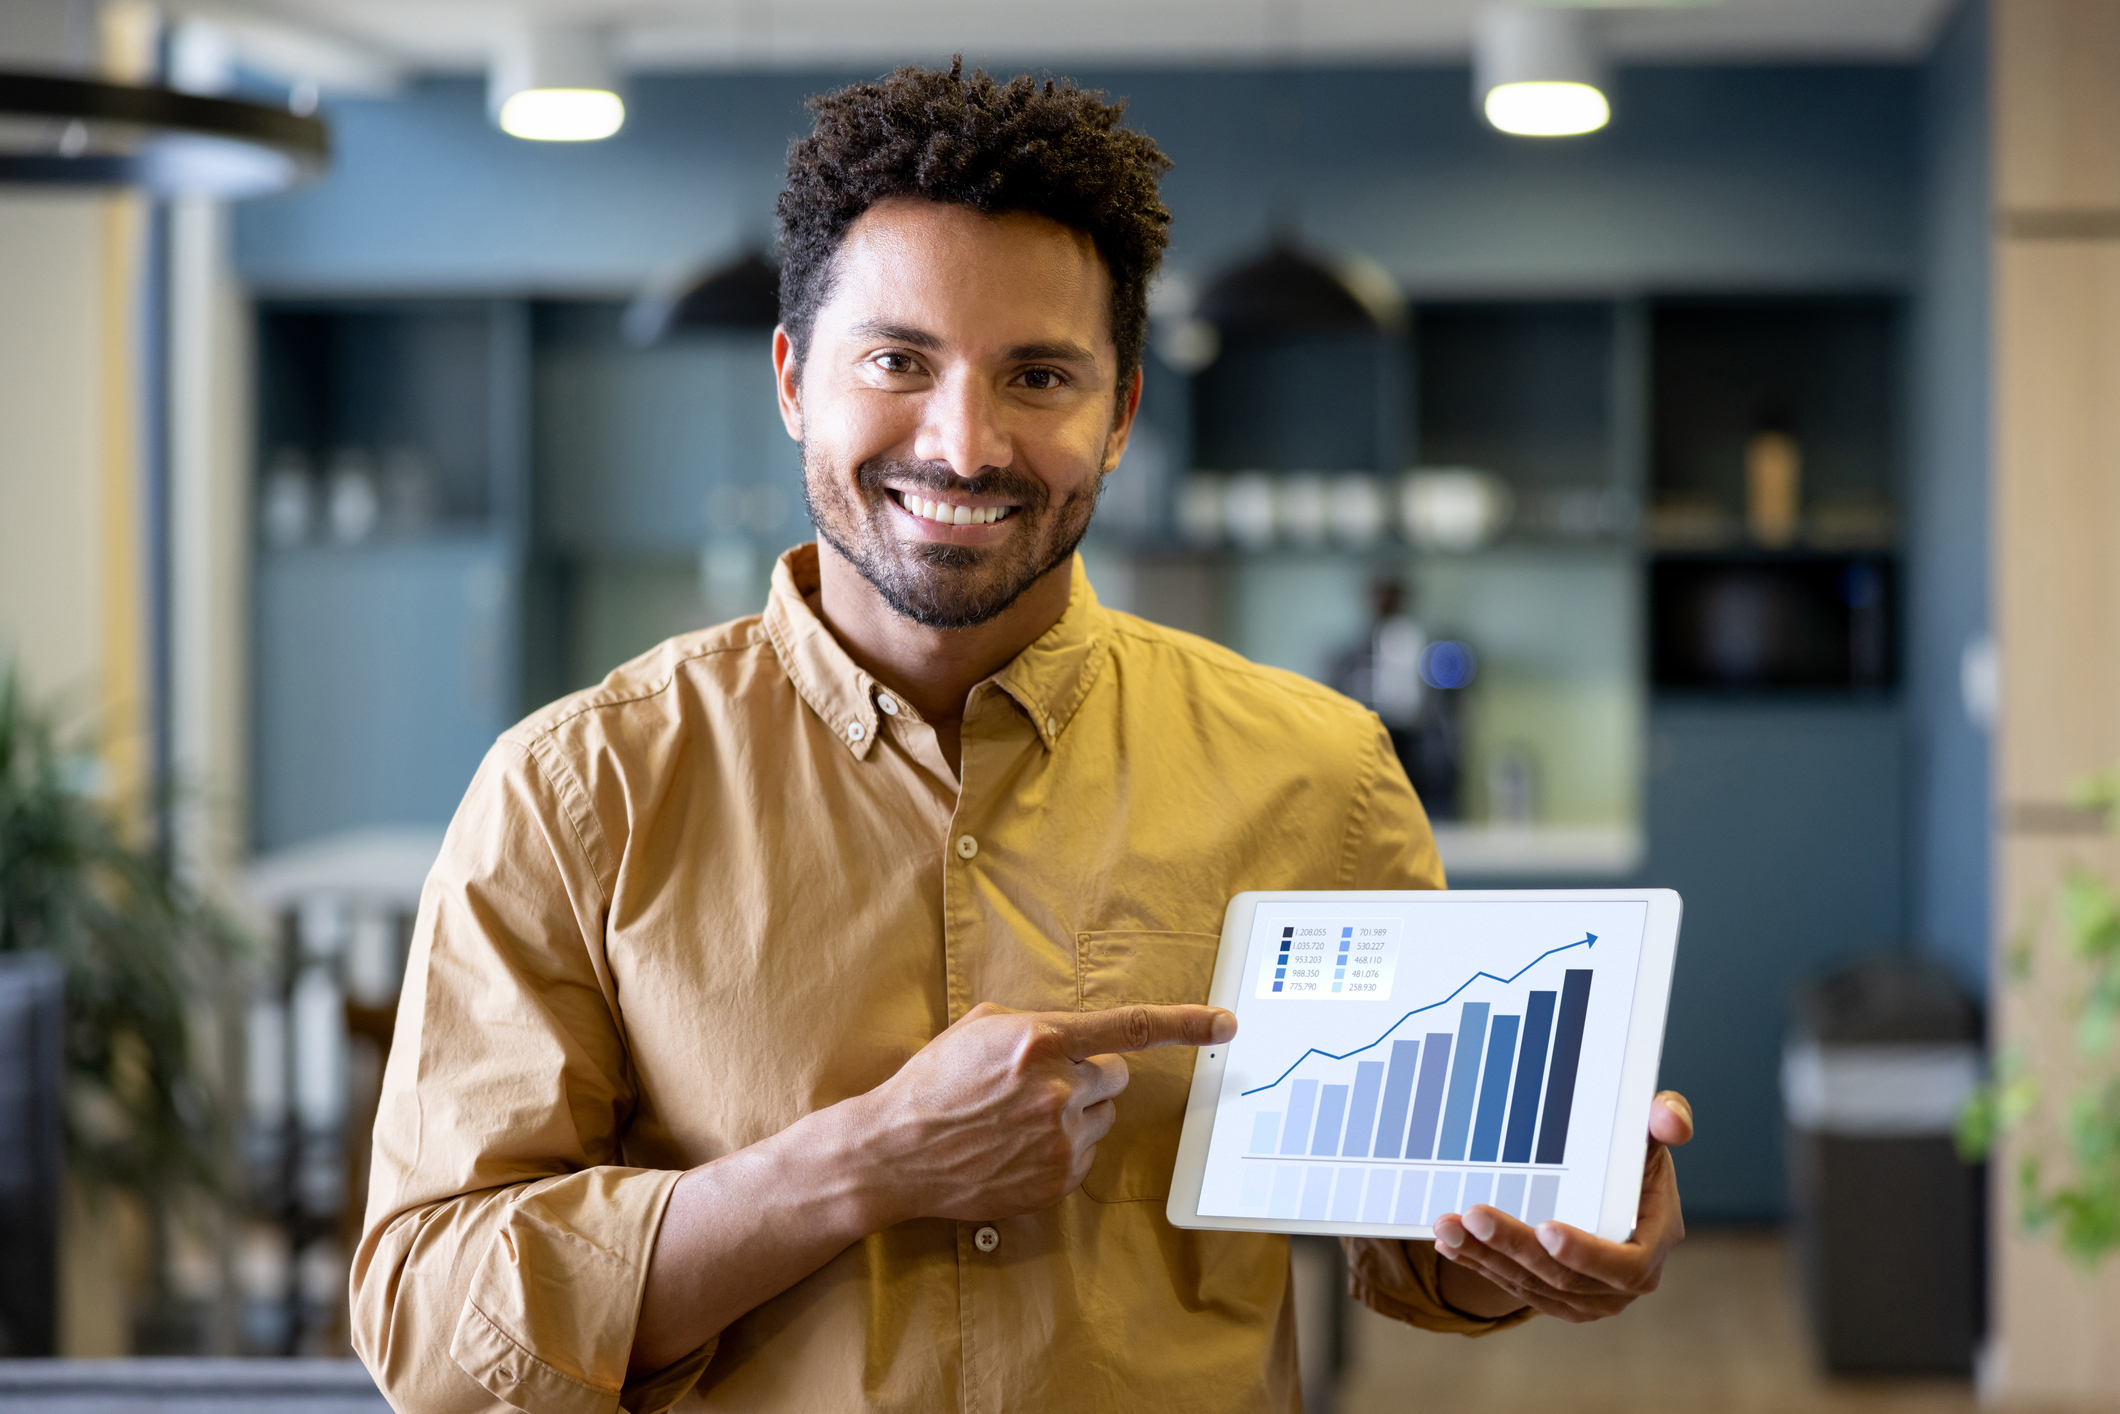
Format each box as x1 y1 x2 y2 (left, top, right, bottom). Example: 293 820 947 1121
775 198 1138 629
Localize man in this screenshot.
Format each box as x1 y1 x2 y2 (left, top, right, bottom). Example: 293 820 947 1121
352 62 1692 1414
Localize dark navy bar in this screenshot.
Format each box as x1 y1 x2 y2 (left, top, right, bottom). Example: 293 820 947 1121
1503 990 1556 1163
1535 970 1595 1165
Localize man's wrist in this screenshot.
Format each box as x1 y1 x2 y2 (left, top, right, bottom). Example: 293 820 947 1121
798 1091 915 1236
1433 1246 1532 1320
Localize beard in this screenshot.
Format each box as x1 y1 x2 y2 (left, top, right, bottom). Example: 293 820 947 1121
801 445 1101 630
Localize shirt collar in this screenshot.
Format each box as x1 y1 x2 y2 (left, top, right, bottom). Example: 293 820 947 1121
761 543 1107 758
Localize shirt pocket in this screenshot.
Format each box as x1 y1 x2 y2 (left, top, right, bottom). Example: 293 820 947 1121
1076 929 1222 1203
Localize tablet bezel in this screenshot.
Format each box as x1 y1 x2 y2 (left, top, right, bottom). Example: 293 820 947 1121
1164 888 1682 1243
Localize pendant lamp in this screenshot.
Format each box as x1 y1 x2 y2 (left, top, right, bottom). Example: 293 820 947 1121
623 249 782 346
0 69 327 195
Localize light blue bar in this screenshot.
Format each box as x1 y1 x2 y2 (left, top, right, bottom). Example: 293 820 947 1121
1362 1169 1397 1224
1241 1162 1274 1209
1341 1060 1386 1156
1494 1171 1528 1218
1279 1079 1318 1156
1436 1003 1491 1161
1329 1168 1364 1222
1249 1110 1282 1155
1425 1170 1464 1224
1269 1164 1304 1219
1310 1084 1350 1156
1462 1171 1495 1210
1527 1172 1561 1224
1299 1166 1334 1220
1393 1170 1430 1224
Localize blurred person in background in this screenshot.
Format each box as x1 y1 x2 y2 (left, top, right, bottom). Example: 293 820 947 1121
351 60 1694 1413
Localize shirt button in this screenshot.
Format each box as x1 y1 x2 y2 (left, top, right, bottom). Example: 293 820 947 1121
1046 716 1058 735
974 1225 1000 1253
846 721 866 742
876 693 899 715
955 834 979 860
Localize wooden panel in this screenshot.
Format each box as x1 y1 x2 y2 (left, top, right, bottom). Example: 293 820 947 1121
1994 0 2120 213
1993 241 2120 804
1990 835 2120 1406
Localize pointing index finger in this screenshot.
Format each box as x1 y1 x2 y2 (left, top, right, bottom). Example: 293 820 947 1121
1046 1005 1237 1059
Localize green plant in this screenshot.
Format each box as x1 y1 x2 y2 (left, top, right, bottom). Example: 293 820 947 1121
1958 769 2120 1267
0 664 243 1202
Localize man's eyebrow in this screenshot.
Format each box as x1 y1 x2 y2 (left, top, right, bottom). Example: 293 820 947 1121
849 320 944 350
1005 339 1099 365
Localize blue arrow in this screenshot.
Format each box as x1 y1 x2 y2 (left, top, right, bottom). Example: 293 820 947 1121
1237 933 1598 1097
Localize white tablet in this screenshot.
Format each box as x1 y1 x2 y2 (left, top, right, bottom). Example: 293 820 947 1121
1166 889 1682 1243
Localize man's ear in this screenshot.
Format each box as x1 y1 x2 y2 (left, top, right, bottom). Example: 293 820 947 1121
772 325 804 442
1101 366 1146 473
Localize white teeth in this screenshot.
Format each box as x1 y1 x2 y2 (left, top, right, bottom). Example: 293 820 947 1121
897 493 1010 526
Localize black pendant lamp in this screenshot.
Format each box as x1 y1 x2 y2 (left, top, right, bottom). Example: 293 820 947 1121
1196 241 1390 339
0 70 328 196
624 249 781 346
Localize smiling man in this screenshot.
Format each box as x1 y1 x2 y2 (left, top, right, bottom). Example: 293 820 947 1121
352 62 1692 1414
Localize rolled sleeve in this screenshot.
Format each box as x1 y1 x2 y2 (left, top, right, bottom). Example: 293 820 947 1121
1343 1237 1537 1337
353 739 709 1413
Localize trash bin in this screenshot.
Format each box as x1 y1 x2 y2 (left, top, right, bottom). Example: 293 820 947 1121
1781 957 1983 1374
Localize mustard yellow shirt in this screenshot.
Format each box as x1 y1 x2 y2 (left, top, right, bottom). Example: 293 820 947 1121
353 545 1525 1414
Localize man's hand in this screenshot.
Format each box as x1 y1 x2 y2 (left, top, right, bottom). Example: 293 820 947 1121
854 1000 1237 1225
1429 1090 1693 1322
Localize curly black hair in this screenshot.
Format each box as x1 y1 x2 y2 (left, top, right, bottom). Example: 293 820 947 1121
776 59 1173 386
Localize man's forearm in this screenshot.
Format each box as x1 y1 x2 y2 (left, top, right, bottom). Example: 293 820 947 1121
628 1096 894 1377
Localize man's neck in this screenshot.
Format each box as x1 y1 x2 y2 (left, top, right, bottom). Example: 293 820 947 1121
810 539 1075 737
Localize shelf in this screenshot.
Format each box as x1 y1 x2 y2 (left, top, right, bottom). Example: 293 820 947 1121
1432 824 1644 881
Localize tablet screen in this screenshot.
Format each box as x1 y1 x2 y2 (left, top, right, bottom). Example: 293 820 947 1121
1194 895 1652 1233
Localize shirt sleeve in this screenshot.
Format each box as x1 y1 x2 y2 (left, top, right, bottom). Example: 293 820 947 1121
350 738 715 1414
1335 719 1537 1338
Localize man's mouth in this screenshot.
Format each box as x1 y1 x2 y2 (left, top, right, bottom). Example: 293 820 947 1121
886 488 1019 527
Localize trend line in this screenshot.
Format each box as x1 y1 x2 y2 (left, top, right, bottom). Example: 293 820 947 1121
1237 934 1597 1097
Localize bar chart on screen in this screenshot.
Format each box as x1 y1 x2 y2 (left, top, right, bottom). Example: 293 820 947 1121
1196 896 1651 1232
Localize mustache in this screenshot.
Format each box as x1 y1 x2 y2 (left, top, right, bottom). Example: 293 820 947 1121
855 457 1050 512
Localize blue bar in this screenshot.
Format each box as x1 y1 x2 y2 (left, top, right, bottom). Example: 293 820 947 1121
1535 971 1595 1166
1404 1033 1454 1160
1341 1061 1386 1157
1424 1170 1464 1224
1502 992 1557 1163
1280 1079 1318 1156
1494 1171 1527 1217
1362 1169 1397 1224
1436 1003 1491 1161
1269 1164 1304 1218
1249 1111 1282 1155
1469 1015 1520 1162
1371 1039 1420 1159
1329 1169 1364 1222
1309 1084 1350 1155
1462 1171 1495 1210
1527 1172 1561 1224
1299 1165 1334 1220
1393 1170 1430 1224
1240 1163 1274 1208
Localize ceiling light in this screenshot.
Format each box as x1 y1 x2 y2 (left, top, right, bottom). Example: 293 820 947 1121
1475 6 1610 138
490 27 623 142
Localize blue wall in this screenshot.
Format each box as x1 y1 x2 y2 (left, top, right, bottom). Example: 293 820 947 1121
1908 1 1991 998
238 64 1920 295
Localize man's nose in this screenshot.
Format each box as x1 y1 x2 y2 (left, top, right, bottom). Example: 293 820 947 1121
912 373 1013 479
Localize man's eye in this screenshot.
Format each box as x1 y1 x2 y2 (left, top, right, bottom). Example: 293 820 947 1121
873 353 919 374
1019 368 1062 390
